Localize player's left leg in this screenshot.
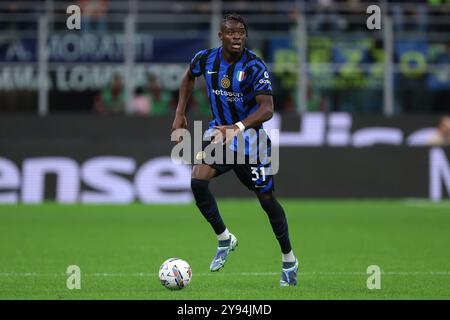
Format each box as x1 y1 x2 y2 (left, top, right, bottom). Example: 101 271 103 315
255 191 298 287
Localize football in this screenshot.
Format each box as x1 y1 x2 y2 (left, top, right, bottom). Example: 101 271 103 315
158 258 192 290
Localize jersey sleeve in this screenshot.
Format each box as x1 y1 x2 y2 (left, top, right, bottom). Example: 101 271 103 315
189 49 207 77
251 59 273 96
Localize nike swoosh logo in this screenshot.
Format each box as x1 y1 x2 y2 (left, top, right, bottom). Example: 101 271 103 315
207 71 217 74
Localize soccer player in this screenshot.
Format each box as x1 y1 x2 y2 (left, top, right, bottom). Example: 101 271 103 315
171 13 298 286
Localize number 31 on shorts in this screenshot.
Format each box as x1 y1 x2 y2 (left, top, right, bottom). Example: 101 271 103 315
251 166 266 182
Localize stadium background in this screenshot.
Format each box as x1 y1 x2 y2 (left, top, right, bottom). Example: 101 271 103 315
0 0 450 300
1 0 449 202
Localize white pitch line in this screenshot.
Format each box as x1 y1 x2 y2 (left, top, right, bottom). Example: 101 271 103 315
0 271 449 277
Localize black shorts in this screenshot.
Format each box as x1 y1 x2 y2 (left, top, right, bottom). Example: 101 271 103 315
195 140 275 193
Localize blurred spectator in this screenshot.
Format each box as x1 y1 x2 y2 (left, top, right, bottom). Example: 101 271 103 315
79 0 108 34
427 116 450 146
130 87 150 116
392 0 429 33
309 0 347 32
431 42 450 113
428 0 450 32
282 82 330 114
189 89 210 116
1 2 21 31
0 1 38 32
187 79 210 116
94 74 125 114
146 75 173 116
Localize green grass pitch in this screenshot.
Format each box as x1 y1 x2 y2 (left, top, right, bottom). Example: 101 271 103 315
0 200 449 300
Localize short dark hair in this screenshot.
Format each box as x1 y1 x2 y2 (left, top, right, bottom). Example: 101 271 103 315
222 12 248 35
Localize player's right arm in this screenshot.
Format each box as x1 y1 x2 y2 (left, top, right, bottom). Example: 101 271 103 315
171 67 195 137
171 50 206 139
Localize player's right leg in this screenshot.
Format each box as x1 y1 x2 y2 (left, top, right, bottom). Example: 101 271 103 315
191 164 225 234
191 164 238 272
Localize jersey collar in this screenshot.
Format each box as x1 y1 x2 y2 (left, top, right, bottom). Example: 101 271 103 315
219 46 247 66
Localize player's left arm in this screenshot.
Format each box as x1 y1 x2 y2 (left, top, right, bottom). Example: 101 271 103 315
212 94 273 145
241 94 274 128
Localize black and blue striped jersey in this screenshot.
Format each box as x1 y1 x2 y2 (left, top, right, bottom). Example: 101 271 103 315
190 46 272 126
189 46 273 157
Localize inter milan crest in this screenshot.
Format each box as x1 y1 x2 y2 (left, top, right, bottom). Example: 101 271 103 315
221 75 231 89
